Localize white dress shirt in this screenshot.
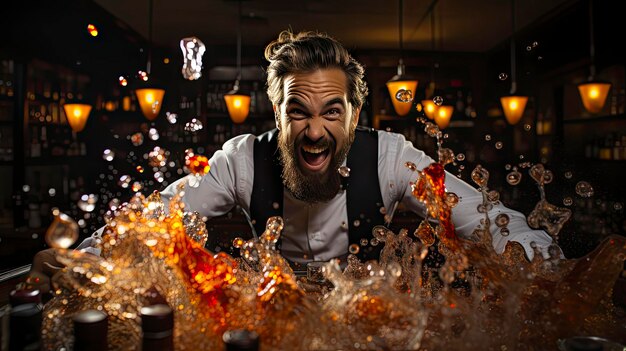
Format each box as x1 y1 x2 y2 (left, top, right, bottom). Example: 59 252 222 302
155 130 553 262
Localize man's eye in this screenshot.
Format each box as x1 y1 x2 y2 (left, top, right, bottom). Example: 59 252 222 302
288 108 306 117
325 108 341 117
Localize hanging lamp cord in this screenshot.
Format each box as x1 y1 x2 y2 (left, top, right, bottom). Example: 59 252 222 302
236 0 242 82
509 0 517 94
588 0 595 79
147 0 153 75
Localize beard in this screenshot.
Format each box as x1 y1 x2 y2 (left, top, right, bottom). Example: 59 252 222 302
278 129 355 203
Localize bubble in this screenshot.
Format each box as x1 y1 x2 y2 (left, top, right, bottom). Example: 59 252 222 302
108 198 120 211
405 161 417 172
131 133 144 146
165 112 177 124
524 124 532 131
564 171 573 179
543 170 554 184
529 164 546 184
471 165 489 187
563 197 573 206
505 164 511 171
102 149 115 162
575 181 594 198
185 154 210 175
487 190 500 202
500 227 510 236
477 203 493 213
456 153 465 161
136 166 144 173
154 172 164 183
614 203 623 211
48 188 56 197
370 238 379 246
446 192 459 208
433 96 444 106
22 185 30 192
485 134 492 141
232 237 244 249
532 41 538 47
131 182 142 192
78 194 98 212
498 73 508 81
360 238 369 246
348 243 360 254
118 175 131 188
338 166 351 177
187 174 202 188
272 202 280 210
495 213 510 227
526 46 532 51
506 170 522 185
424 122 439 137
353 220 361 227
395 89 413 103
438 148 455 165
495 141 503 149
45 212 79 249
148 147 168 167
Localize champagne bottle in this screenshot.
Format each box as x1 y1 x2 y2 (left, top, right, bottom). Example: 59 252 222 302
72 309 108 351
222 329 259 351
140 304 173 351
9 289 41 307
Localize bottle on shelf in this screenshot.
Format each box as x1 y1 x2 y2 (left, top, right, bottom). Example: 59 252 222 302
9 288 41 307
72 309 108 351
140 304 174 351
222 329 259 351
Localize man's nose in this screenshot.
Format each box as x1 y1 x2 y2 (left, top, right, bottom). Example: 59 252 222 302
305 116 325 142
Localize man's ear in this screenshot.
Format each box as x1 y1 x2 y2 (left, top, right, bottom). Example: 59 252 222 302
273 104 281 130
351 107 361 130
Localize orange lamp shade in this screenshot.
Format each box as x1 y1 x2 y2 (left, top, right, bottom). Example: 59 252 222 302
224 93 251 124
578 81 611 114
434 105 453 129
136 88 165 120
62 103 92 132
500 95 528 125
421 99 438 120
386 80 418 116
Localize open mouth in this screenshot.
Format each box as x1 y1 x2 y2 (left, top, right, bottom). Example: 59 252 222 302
299 144 331 171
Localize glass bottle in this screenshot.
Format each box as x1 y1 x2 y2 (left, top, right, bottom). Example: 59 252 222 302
72 309 108 351
140 304 173 351
9 302 42 351
222 329 259 351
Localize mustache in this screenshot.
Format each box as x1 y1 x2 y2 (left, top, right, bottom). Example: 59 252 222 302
296 136 335 150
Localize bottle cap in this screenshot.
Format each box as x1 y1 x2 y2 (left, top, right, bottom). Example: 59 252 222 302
72 309 108 346
141 304 173 336
9 288 41 306
223 329 259 351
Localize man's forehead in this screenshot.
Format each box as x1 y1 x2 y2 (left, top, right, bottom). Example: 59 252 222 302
283 68 348 97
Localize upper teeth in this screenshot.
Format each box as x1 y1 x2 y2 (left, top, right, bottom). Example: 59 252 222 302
303 145 327 154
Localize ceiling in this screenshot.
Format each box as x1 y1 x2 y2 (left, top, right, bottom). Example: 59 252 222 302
94 0 575 54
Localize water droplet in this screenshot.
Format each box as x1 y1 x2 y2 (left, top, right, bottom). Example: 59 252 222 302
108 198 120 211
131 133 144 146
348 243 360 254
506 170 522 185
438 148 455 165
495 141 503 149
433 96 444 106
487 190 500 202
360 238 369 246
48 188 56 197
102 149 115 162
187 174 202 188
154 171 164 183
136 165 144 173
456 153 465 161
564 171 573 179
446 192 459 208
424 122 439 137
370 238 379 246
22 185 30 192
543 170 554 184
529 164 546 184
471 165 490 187
526 46 532 51
498 73 508 81
575 181 594 198
505 164 511 171
78 194 98 212
395 89 413 103
45 212 79 249
185 154 210 175
484 134 492 141
233 237 244 249
532 41 538 47
147 128 159 141
353 220 361 227
500 227 510 236
184 118 203 132
614 202 623 211
404 161 417 172
524 124 532 131
563 197 573 206
272 202 280 210
338 166 351 177
495 213 510 227
477 203 493 213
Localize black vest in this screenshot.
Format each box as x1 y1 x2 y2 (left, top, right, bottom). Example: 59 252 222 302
249 126 386 261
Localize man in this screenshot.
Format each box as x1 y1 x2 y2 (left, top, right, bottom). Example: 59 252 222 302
31 30 553 287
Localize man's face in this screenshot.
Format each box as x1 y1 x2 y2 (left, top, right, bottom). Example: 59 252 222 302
275 68 360 203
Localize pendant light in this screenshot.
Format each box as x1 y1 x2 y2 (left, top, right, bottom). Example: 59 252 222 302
63 103 92 132
434 105 454 129
136 0 165 121
500 0 528 125
386 0 418 117
577 0 610 114
224 0 250 124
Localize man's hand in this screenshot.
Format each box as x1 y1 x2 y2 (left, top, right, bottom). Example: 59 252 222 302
27 248 65 294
